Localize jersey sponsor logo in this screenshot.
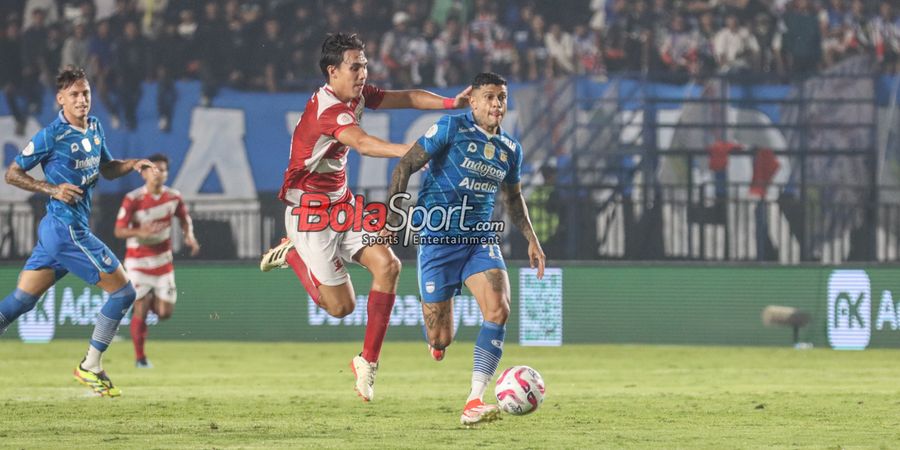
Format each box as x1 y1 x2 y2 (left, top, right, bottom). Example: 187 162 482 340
425 124 438 138
500 135 516 150
81 138 92 152
483 143 495 160
457 127 476 133
22 141 34 156
70 143 80 153
337 112 354 126
55 129 73 142
467 143 478 153
74 156 101 170
458 177 499 193
461 157 506 182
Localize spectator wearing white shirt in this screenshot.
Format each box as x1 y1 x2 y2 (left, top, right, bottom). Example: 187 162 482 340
713 13 759 73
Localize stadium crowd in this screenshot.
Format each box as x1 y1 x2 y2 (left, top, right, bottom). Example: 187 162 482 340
1 0 898 132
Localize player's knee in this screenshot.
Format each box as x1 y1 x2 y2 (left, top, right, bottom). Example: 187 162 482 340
156 309 173 320
374 256 401 282
116 282 137 308
483 301 510 324
429 335 452 350
324 297 356 318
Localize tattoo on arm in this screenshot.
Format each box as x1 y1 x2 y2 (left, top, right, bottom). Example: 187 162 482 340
5 163 56 196
386 143 432 226
503 184 537 241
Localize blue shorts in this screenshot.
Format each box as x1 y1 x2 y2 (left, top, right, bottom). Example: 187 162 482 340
417 243 506 303
24 216 121 285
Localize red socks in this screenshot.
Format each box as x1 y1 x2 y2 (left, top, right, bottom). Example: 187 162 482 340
130 316 147 360
286 249 322 305
362 290 396 363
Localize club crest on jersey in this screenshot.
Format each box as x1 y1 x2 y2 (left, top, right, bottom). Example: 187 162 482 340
500 149 508 162
337 113 354 126
23 141 34 156
70 143 79 153
80 138 92 152
484 143 495 160
93 135 101 146
425 281 436 293
467 143 477 153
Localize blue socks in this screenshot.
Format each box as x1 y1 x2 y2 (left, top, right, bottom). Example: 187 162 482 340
0 289 40 335
469 320 506 402
89 282 136 352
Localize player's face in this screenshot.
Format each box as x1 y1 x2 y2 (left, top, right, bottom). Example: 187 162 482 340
470 84 507 132
330 49 368 100
143 161 168 187
57 79 91 123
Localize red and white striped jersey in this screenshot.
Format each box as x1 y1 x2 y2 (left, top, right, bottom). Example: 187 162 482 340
116 186 189 276
278 83 385 206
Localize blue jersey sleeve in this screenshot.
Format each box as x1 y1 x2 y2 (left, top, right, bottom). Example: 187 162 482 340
96 120 113 163
416 115 454 157
15 128 54 171
504 140 523 185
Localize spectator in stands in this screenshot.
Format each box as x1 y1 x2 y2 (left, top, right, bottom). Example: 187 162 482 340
871 1 900 73
573 24 604 77
197 0 229 107
843 0 872 55
382 11 415 87
61 21 90 71
434 15 468 86
1 18 27 135
88 19 116 126
820 0 849 66
526 13 550 80
21 7 48 114
713 12 759 74
659 14 697 82
782 0 822 76
152 22 180 131
752 12 782 76
695 10 719 76
408 19 440 87
253 17 287 92
546 23 576 75
112 20 147 130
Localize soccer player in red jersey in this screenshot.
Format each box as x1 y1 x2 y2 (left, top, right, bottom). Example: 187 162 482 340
260 33 470 401
115 153 200 368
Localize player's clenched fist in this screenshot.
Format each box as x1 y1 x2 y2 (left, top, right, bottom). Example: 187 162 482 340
52 183 84 204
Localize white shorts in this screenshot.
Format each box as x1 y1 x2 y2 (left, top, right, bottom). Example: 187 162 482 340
284 205 374 286
127 269 177 304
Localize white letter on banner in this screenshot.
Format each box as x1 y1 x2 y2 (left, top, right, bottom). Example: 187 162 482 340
173 108 256 199
877 290 898 331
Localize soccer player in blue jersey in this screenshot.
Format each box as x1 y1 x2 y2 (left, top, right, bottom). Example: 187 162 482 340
1 67 157 397
385 72 546 425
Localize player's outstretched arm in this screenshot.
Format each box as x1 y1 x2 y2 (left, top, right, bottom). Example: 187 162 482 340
99 158 158 180
5 161 83 204
180 215 200 256
378 86 472 110
502 182 546 279
337 126 411 158
385 143 432 228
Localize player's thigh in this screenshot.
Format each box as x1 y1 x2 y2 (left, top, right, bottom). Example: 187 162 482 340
125 266 155 300
463 245 510 323
417 243 467 303
50 223 124 292
16 269 59 296
352 238 401 291
286 207 351 287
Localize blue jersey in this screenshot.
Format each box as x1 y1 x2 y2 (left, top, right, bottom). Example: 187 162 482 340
15 111 113 229
415 112 522 237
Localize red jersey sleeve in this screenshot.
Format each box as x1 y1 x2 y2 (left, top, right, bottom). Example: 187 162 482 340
115 195 136 229
175 196 189 221
362 84 385 110
319 103 358 139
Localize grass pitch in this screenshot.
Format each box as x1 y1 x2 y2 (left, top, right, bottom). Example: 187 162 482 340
1 340 899 449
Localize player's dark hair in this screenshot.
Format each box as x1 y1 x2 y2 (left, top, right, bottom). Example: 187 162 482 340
472 72 507 89
56 66 87 91
148 153 169 165
319 32 365 77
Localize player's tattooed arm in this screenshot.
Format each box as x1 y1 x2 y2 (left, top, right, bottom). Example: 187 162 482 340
5 161 83 204
100 158 157 180
503 182 546 278
385 143 432 227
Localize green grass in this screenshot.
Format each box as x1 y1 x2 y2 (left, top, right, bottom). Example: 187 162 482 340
1 341 899 449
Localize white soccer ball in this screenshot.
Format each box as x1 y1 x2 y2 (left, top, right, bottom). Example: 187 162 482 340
494 365 545 415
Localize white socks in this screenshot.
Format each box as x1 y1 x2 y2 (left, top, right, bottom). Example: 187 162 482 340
82 346 103 373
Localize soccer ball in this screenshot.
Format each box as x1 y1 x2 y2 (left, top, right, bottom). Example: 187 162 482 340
494 365 545 415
